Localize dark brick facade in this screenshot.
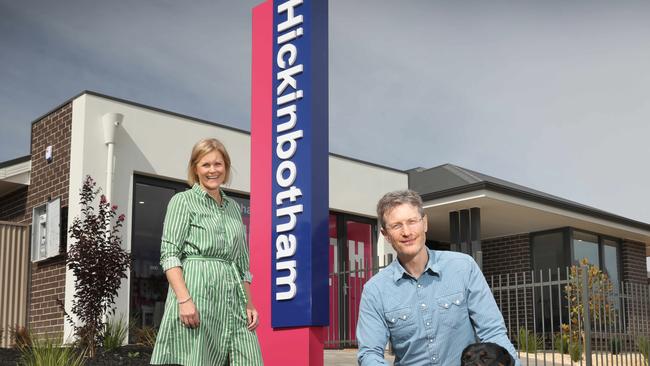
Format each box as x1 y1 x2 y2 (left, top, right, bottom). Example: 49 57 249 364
480 234 534 336
621 240 646 284
479 232 650 342
481 234 532 279
0 186 28 222
25 102 72 339
29 257 67 339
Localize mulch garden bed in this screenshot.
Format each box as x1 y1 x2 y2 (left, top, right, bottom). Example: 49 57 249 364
0 345 174 366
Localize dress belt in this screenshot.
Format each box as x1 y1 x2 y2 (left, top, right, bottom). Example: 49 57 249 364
183 255 247 317
184 255 229 262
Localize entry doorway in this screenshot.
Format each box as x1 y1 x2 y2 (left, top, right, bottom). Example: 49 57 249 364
326 213 377 348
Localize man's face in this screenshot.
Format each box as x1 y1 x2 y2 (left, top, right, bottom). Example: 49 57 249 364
381 203 428 260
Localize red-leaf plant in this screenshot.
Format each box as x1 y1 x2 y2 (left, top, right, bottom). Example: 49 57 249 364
65 176 130 357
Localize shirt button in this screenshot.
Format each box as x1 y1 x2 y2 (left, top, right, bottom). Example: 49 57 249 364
444 303 449 308
421 303 426 308
429 339 434 343
432 357 436 361
426 322 430 326
417 284 422 288
455 299 461 305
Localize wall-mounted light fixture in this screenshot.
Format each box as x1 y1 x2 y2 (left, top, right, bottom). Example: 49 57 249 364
45 145 53 163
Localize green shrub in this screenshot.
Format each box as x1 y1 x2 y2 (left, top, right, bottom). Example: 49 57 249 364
638 336 650 366
102 315 128 352
568 341 582 362
19 338 85 366
517 327 543 353
553 332 569 354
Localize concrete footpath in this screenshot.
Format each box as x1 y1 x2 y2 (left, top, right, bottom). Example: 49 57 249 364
324 349 541 365
324 349 393 365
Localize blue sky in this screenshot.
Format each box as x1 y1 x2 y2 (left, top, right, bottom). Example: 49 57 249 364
1 0 649 224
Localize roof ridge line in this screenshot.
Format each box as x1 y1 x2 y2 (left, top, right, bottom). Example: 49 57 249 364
443 164 482 183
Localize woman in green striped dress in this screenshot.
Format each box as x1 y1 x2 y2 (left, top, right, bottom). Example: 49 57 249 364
151 138 263 365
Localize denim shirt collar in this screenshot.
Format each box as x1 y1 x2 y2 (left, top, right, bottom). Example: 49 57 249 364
392 249 441 283
191 183 229 207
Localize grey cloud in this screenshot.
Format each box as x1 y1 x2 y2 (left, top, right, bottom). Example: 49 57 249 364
1 0 649 223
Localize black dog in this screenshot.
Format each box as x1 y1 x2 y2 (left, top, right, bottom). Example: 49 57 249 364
460 342 515 366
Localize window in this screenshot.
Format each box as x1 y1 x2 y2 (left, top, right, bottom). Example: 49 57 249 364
531 229 568 333
531 229 568 275
129 175 251 333
571 230 621 287
130 177 186 331
602 238 621 293
531 228 622 333
572 231 599 266
228 194 251 244
531 228 621 278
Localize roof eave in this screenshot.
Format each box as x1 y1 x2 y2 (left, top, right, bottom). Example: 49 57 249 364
420 182 650 233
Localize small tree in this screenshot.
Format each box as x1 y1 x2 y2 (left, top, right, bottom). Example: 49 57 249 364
66 176 130 357
563 258 616 362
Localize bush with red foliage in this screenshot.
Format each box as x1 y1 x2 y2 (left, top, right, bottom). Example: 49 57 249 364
66 176 131 357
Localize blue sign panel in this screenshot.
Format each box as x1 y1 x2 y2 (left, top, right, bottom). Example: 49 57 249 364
271 0 329 327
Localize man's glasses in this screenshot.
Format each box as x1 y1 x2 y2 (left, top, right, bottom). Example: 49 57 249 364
385 216 424 233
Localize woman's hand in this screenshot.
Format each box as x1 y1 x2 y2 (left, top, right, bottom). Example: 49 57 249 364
179 299 200 329
246 302 259 331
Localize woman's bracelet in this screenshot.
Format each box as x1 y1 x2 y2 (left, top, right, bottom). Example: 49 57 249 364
177 296 192 305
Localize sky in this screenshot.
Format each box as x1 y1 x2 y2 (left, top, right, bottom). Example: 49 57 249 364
1 0 649 224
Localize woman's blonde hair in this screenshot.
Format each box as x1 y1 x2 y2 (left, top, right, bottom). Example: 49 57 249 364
187 138 232 186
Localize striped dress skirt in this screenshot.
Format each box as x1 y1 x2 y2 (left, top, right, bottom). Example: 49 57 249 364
150 257 263 365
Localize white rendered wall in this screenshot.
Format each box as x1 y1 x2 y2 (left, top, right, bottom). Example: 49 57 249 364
63 93 408 340
64 94 251 341
327 156 406 267
328 156 406 217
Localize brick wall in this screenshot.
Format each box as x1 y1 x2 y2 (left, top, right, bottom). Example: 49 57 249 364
480 234 534 336
25 102 72 339
29 258 67 339
481 234 531 278
0 186 28 222
621 240 647 284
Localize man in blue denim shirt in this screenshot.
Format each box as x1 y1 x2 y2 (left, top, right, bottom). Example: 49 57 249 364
357 190 519 366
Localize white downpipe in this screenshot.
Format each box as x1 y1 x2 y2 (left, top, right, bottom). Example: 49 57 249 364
100 112 122 327
106 142 115 201
101 113 123 202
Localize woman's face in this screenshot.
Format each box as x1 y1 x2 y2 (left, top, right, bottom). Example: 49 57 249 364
195 150 226 193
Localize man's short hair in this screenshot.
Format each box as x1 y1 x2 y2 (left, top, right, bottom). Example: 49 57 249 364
376 190 424 228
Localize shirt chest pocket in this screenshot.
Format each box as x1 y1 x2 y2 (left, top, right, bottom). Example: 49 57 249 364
384 307 416 343
436 291 468 329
